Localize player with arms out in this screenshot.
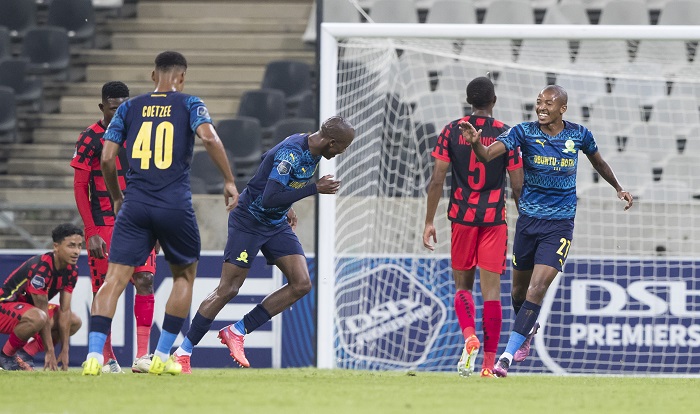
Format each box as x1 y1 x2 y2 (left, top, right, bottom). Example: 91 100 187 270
172 116 355 373
71 81 157 374
461 85 634 377
82 51 238 376
423 77 523 378
0 224 83 371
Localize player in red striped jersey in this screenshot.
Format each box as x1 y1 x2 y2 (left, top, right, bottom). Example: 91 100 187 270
0 224 83 371
70 81 157 373
423 77 523 378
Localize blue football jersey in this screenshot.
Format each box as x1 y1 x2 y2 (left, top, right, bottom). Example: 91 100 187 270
238 133 321 227
497 121 598 220
104 91 212 207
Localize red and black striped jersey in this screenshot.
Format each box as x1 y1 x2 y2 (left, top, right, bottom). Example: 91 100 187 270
432 115 522 226
0 253 78 304
70 120 128 226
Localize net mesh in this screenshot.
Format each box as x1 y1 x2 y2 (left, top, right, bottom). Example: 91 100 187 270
330 35 700 373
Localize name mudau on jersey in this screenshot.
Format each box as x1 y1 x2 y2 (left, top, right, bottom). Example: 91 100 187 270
533 155 575 167
142 105 172 118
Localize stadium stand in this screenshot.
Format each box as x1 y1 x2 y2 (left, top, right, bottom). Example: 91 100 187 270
271 117 317 147
0 58 43 111
0 0 37 39
657 0 700 24
369 0 419 23
216 117 263 180
0 27 10 60
236 88 288 139
21 27 71 80
597 0 651 25
0 86 16 144
47 0 97 46
261 60 313 108
425 0 477 24
0 0 313 248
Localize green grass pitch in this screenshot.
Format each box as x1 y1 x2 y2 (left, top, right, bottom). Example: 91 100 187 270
0 369 697 414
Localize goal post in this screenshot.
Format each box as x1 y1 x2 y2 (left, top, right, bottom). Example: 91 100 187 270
317 23 700 374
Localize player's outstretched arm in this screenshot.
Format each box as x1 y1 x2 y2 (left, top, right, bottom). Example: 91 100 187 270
423 159 449 251
586 152 634 210
458 121 507 163
196 123 238 210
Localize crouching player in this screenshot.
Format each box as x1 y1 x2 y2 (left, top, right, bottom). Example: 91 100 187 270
0 224 83 371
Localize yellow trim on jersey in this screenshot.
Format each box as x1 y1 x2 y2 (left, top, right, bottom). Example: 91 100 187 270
0 279 27 301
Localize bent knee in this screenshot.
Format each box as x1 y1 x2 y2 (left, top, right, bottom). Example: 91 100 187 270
291 278 312 297
70 312 82 334
133 272 155 294
23 308 49 330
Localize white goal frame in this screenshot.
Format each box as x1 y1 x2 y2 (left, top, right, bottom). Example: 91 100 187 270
316 23 700 370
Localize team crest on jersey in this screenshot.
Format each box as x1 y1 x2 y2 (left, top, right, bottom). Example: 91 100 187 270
31 275 46 290
277 160 291 175
236 250 249 264
197 106 209 118
562 139 576 153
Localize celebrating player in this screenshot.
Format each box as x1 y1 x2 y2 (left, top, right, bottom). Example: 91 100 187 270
0 224 83 371
461 85 634 377
71 81 156 374
82 51 238 376
172 116 355 373
423 76 523 378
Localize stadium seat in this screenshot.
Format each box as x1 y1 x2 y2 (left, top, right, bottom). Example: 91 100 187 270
610 64 668 103
426 0 477 24
588 95 645 127
398 59 434 102
261 60 312 106
555 72 608 107
678 125 699 155
598 0 651 24
369 0 419 23
647 97 700 125
575 154 597 195
660 154 700 195
0 86 17 143
216 117 262 178
295 90 316 119
542 2 590 24
236 89 287 134
517 39 572 68
190 150 235 195
633 40 690 74
0 27 10 60
413 91 464 130
0 58 43 111
497 68 550 103
47 0 96 45
271 118 316 147
617 123 680 161
572 40 631 72
641 180 693 202
325 0 363 22
605 153 655 193
435 61 480 95
458 40 515 65
657 0 700 24
21 27 71 80
482 0 535 24
0 0 37 39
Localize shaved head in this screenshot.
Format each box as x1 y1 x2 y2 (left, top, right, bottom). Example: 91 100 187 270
541 85 568 105
321 116 355 146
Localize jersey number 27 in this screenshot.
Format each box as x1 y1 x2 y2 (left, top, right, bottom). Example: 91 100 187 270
133 121 174 169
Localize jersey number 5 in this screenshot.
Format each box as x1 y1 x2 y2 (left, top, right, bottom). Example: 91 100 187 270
133 121 174 169
467 150 485 190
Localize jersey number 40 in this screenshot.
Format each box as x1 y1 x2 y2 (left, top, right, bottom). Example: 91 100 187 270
133 121 174 170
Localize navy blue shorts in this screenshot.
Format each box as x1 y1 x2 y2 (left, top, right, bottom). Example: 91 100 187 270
223 210 304 269
109 200 201 267
511 214 574 272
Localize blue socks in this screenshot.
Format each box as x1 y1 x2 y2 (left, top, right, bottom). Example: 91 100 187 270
504 300 542 358
88 315 112 355
155 313 185 360
234 304 272 335
180 312 214 354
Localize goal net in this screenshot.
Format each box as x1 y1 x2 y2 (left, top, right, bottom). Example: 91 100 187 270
317 23 700 375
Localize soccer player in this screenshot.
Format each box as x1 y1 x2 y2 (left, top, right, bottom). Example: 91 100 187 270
172 116 355 373
0 223 83 371
81 51 238 376
461 85 634 377
423 77 523 378
71 81 157 374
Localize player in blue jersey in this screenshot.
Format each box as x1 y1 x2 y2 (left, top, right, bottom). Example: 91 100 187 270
461 85 633 377
82 51 238 376
172 116 354 372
